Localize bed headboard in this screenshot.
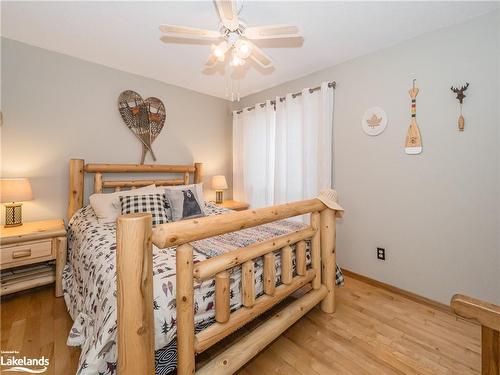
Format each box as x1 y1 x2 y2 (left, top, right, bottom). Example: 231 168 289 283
68 159 203 222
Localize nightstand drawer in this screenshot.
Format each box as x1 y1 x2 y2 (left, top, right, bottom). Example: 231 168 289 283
1 239 53 268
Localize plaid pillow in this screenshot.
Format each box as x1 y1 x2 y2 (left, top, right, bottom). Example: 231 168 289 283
119 193 169 227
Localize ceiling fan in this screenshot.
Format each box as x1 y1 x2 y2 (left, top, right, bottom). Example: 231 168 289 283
159 0 301 70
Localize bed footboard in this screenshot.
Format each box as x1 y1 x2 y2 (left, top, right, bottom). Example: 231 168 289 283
116 198 339 375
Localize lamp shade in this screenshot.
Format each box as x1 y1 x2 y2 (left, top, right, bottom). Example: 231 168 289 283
0 178 33 203
211 175 228 190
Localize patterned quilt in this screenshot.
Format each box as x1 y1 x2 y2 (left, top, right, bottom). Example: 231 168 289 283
63 203 344 375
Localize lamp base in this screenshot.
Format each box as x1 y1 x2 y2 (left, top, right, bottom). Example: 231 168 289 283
215 191 224 204
4 203 23 227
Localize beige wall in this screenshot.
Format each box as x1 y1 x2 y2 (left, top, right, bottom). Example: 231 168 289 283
235 11 500 304
1 38 233 223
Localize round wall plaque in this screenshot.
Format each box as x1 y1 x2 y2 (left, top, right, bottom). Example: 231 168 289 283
361 107 388 136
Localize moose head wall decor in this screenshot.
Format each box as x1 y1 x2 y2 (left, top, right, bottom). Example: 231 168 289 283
450 82 469 132
118 90 166 164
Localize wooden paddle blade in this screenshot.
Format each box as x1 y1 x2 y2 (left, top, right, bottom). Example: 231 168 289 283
405 119 422 154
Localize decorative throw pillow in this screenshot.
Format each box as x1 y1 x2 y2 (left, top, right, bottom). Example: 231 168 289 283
162 183 206 212
90 184 157 224
119 193 169 227
164 187 205 221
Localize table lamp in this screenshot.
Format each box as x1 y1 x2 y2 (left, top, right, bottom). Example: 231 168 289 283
211 175 228 204
0 178 33 227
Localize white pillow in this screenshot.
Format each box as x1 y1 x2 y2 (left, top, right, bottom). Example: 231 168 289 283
90 184 158 223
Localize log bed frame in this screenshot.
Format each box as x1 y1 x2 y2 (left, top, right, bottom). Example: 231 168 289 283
67 159 340 375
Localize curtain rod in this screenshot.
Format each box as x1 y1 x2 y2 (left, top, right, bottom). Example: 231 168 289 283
234 81 336 115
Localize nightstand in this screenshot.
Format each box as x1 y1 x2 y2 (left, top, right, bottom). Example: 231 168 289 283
220 200 249 211
0 219 67 297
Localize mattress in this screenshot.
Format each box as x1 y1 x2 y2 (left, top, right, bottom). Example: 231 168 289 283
63 203 344 375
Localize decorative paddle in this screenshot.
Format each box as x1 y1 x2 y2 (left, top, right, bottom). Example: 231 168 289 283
405 79 422 155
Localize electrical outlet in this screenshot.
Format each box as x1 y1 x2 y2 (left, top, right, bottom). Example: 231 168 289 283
377 247 386 261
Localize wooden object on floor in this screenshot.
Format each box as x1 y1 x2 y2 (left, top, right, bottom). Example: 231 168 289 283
0 275 483 375
116 213 154 375
451 294 500 375
0 219 66 297
220 200 250 211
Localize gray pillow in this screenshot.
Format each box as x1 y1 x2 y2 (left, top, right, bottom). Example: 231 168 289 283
165 187 205 221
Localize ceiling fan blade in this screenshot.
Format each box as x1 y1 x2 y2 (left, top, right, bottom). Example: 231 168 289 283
249 43 273 68
244 25 300 40
159 24 221 40
215 0 239 31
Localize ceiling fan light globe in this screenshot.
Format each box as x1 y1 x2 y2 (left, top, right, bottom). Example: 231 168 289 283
213 47 225 58
235 40 252 59
230 54 244 66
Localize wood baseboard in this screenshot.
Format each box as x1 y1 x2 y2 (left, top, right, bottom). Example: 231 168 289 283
341 268 453 314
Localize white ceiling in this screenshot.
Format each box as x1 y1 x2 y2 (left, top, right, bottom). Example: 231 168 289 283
2 1 498 99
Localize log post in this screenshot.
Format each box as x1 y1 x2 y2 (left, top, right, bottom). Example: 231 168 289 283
68 159 84 222
116 213 154 375
295 240 306 276
310 211 321 289
177 243 196 375
194 162 203 184
94 172 103 193
55 236 67 297
263 253 276 296
242 261 255 307
281 246 293 285
320 207 336 313
215 271 230 323
184 171 190 185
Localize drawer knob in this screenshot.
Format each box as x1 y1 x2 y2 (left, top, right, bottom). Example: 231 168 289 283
12 249 32 259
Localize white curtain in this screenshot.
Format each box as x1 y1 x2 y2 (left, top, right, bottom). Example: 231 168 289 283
233 82 333 208
233 100 275 208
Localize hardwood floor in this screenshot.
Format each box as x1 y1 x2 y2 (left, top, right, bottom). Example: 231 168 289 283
0 276 480 374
